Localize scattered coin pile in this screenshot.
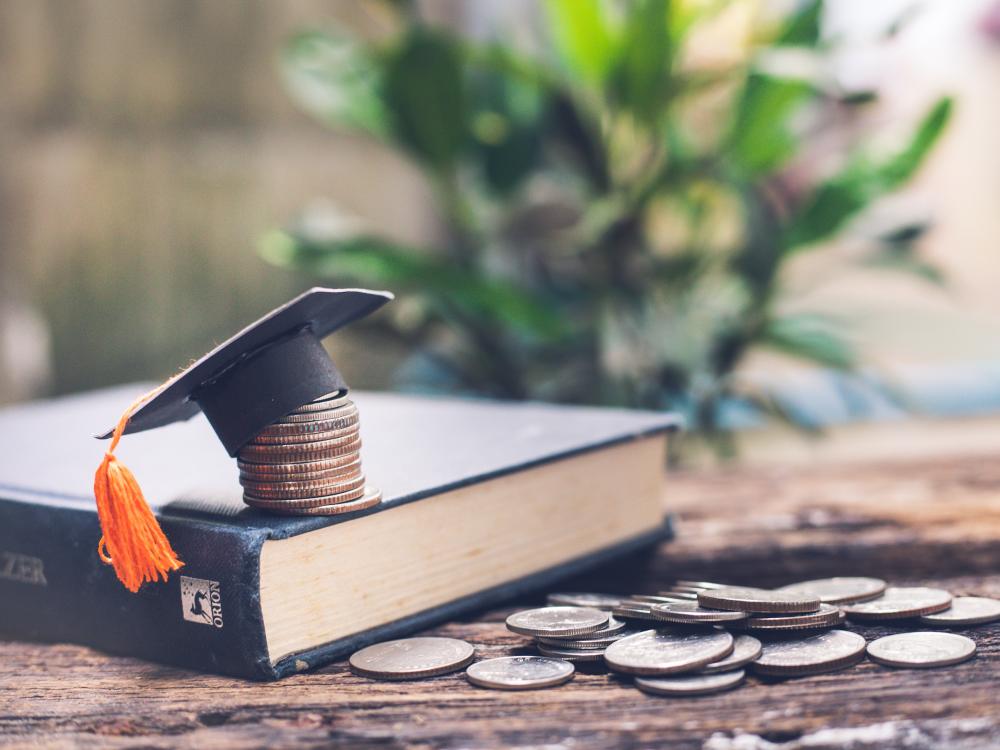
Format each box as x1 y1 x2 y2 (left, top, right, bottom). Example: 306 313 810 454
236 391 381 515
347 576 999 695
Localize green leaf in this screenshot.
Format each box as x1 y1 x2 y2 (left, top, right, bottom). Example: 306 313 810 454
281 30 387 136
776 0 823 47
862 241 945 285
879 97 953 188
468 67 544 194
544 0 616 84
785 97 953 249
760 313 856 370
260 231 567 340
607 0 674 124
383 30 467 173
730 74 813 176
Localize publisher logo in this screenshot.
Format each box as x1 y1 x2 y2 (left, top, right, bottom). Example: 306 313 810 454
180 575 223 628
0 551 47 586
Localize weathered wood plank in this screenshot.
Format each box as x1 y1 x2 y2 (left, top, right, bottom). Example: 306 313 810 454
3 454 1000 749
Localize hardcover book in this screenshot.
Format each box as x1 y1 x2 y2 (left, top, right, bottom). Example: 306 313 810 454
0 384 678 680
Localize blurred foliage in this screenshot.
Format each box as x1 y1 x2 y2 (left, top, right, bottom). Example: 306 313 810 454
263 0 952 455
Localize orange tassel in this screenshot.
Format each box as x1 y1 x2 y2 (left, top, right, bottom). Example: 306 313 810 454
93 387 183 592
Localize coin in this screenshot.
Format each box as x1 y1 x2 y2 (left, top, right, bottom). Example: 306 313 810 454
349 637 474 680
651 600 749 624
246 485 381 515
289 391 351 413
254 413 360 439
542 615 627 639
506 607 610 637
274 403 359 424
698 635 762 674
547 593 623 610
698 586 821 614
240 453 361 484
465 656 574 690
604 628 734 676
750 630 866 677
240 473 366 500
611 604 661 622
635 669 746 697
632 594 697 604
238 436 363 462
250 423 361 445
243 477 368 507
776 577 886 604
674 580 730 591
843 587 952 621
743 603 844 631
238 454 361 479
536 629 636 649
536 643 607 662
866 632 977 669
918 596 1000 627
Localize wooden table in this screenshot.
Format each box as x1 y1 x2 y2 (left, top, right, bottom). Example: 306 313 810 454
3 452 999 749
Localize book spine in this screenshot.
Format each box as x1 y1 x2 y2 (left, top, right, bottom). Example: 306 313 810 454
0 494 276 680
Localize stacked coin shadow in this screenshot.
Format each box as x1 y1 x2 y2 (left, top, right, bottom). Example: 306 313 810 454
236 391 382 516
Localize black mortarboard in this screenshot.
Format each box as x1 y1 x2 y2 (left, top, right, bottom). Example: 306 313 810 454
101 287 393 455
93 287 392 593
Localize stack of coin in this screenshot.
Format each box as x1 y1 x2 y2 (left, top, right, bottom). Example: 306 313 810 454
236 390 381 516
349 577 999 694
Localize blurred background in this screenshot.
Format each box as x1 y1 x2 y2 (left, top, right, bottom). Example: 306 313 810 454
2 0 1000 461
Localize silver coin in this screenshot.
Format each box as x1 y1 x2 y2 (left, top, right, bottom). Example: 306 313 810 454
647 592 699 601
240 472 365 500
547 592 623 610
275 403 359 424
843 586 952 621
538 615 626 642
674 580 730 591
536 643 607 662
743 603 844 631
698 586 821 614
506 606 609 637
867 632 976 669
238 435 363 462
246 485 381 515
604 628 734 676
698 635 762 674
254 413 360 439
289 391 351 413
250 423 361 445
635 669 746 697
243 478 368 507
919 596 1000 627
536 629 637 649
612 604 661 622
239 457 361 483
465 656 574 690
652 600 749 624
236 451 360 475
751 630 866 677
776 577 887 604
628 595 695 605
349 637 474 680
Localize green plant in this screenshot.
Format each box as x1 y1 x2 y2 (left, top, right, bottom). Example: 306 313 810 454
262 0 952 454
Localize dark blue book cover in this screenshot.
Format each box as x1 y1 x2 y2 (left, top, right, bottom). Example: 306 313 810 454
0 385 677 680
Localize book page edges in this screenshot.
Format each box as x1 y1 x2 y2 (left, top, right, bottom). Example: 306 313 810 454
259 435 668 663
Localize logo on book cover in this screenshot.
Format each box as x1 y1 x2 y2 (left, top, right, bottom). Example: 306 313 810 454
0 551 47 586
180 576 223 628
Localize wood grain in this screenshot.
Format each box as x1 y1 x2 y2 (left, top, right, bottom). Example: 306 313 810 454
3 453 1000 749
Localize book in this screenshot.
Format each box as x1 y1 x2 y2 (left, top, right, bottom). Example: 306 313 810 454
0 384 678 680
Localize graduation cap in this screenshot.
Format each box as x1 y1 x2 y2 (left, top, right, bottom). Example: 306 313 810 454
94 287 392 592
